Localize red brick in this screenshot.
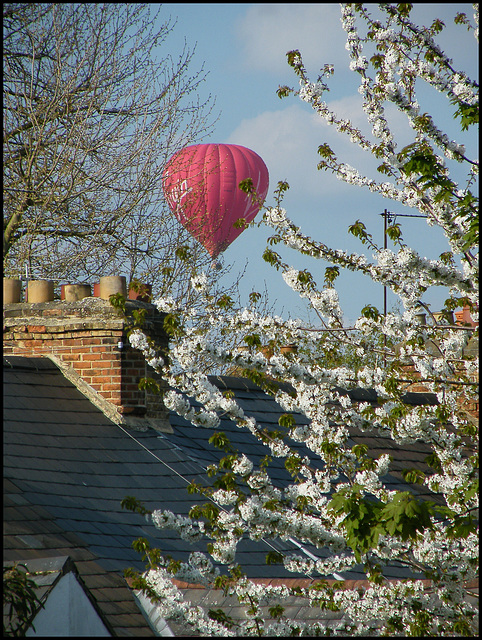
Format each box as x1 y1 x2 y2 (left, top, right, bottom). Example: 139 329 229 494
80 338 102 346
125 369 143 376
89 369 112 378
91 376 119 385
24 340 45 348
101 383 124 391
27 325 47 333
83 353 102 361
42 308 63 317
105 394 122 403
61 354 81 362
99 352 118 361
73 361 93 370
124 383 141 391
58 338 79 347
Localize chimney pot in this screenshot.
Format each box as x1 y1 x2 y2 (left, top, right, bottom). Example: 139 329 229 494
27 280 54 303
61 284 92 301
3 278 22 304
99 276 127 300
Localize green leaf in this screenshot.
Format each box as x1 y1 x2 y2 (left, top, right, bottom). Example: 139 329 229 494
216 294 234 308
108 292 126 313
446 513 478 538
121 496 152 516
453 102 479 131
285 454 302 477
263 498 282 512
297 270 313 286
244 333 262 348
268 604 285 619
348 220 370 244
208 608 236 629
132 308 147 327
238 178 253 194
174 245 192 261
163 312 184 337
233 217 247 230
324 266 340 286
401 468 426 485
266 551 284 565
3 564 45 636
208 432 234 453
262 247 282 268
361 304 380 321
318 143 335 158
277 85 293 99
386 223 402 242
286 49 302 69
378 492 434 541
352 444 368 459
275 180 290 193
278 413 296 428
138 377 161 393
214 471 237 491
377 162 392 174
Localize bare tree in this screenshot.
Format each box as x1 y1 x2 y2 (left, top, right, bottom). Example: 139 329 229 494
3 3 221 295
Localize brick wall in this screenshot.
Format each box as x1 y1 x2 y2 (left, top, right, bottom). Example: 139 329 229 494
400 333 479 423
455 305 479 328
3 298 168 418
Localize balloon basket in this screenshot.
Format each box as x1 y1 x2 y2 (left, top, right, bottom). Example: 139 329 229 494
211 258 223 271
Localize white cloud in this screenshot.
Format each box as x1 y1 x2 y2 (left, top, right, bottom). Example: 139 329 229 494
234 3 477 85
226 76 475 212
226 103 332 199
235 3 348 77
225 96 389 201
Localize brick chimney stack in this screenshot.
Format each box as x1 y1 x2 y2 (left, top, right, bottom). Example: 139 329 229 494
3 297 169 428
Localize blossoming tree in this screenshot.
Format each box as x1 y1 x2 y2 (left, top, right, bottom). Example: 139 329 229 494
124 4 478 636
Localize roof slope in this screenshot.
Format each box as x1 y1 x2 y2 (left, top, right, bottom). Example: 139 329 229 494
168 375 440 502
4 357 334 579
3 356 444 634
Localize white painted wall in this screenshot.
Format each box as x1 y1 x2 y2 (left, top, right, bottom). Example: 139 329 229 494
26 572 111 637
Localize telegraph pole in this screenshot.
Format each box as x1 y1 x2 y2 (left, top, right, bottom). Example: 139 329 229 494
381 209 391 320
380 209 427 315
379 210 427 363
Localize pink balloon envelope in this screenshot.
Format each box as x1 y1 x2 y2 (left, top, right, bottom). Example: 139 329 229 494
162 143 269 259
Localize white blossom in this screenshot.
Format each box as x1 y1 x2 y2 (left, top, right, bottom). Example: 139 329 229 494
155 295 178 313
232 454 253 476
190 272 209 293
128 5 479 635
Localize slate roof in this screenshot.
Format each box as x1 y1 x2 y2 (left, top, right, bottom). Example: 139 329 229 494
3 355 445 635
169 375 441 502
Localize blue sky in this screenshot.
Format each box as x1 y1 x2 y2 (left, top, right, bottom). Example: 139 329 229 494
159 3 478 324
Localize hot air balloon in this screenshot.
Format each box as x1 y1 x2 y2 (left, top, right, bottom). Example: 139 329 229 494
162 143 269 259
